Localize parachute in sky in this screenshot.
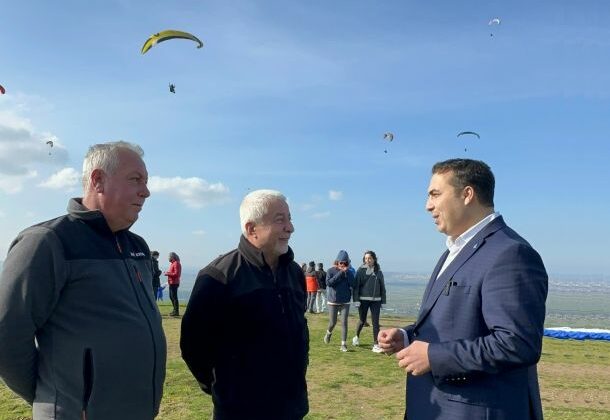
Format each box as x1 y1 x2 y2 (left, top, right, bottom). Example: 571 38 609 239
46 140 54 155
488 17 501 37
383 132 394 153
457 131 480 139
141 30 204 54
0 84 5 94
457 131 480 152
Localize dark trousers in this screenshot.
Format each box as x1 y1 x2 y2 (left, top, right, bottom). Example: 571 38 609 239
355 300 382 344
306 292 317 313
169 284 179 314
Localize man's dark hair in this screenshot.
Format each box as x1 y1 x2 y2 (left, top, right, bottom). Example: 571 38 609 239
432 159 495 207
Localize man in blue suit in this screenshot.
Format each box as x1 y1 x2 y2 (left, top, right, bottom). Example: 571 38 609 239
379 159 548 419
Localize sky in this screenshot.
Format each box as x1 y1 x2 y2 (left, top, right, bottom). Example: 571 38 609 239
1 0 610 276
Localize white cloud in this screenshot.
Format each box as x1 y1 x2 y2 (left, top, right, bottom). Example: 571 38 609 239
38 167 80 191
192 229 206 236
328 190 343 201
299 203 315 212
311 211 331 219
148 176 230 209
0 170 37 194
0 109 69 192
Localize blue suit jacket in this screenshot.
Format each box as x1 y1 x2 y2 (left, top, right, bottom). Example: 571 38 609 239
404 216 548 420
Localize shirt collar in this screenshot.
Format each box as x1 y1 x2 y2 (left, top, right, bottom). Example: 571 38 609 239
445 212 499 253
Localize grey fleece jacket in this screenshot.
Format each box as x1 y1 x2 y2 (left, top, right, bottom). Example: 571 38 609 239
0 198 167 419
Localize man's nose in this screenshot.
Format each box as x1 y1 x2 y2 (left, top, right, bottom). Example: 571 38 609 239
140 184 151 198
285 220 295 233
425 197 433 211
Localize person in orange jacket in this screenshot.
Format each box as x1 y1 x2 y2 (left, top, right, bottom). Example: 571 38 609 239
305 261 318 313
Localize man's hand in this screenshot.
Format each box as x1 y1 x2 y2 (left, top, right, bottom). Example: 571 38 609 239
377 328 405 355
396 340 430 376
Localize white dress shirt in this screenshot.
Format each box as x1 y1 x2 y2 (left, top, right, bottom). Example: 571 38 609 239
437 212 500 278
400 212 500 347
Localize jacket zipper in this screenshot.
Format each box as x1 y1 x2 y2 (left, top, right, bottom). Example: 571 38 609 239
134 265 155 310
82 348 94 419
272 271 286 314
116 234 159 413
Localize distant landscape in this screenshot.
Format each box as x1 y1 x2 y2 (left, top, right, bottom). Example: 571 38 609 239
173 269 610 329
1 260 608 329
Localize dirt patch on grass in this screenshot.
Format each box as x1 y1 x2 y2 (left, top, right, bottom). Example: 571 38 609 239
539 361 610 411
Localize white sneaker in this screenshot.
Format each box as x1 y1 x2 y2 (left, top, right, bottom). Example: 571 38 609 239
352 336 360 346
324 331 331 344
340 344 348 352
372 344 383 353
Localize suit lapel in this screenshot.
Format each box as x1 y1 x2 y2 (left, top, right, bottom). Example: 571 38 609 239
416 216 506 326
420 250 449 305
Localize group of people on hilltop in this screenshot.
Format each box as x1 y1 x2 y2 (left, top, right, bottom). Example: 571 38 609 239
321 249 387 353
0 141 549 420
303 261 327 313
301 249 387 353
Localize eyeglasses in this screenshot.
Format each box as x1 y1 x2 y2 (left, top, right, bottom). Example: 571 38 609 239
338 261 348 266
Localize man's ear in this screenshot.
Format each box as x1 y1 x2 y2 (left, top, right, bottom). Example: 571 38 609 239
90 169 105 193
245 221 257 237
463 186 475 205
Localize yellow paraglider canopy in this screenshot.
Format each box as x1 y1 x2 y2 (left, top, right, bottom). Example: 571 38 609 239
141 30 204 54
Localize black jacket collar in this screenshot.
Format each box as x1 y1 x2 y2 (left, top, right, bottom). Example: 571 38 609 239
238 235 295 269
67 197 123 237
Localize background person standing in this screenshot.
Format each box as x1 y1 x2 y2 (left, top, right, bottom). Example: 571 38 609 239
352 250 386 353
324 250 356 352
305 261 318 313
315 262 327 313
164 252 182 316
151 250 162 300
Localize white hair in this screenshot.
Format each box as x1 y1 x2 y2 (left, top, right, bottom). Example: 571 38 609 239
82 141 144 190
239 189 286 235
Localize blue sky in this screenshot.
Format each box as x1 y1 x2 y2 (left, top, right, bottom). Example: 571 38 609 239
1 1 610 276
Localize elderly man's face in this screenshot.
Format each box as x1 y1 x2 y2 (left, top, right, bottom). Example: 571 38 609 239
100 149 150 232
252 199 294 260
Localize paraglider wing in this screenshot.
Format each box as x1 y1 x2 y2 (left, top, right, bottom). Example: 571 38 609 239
141 30 204 54
457 131 480 152
0 84 5 94
46 140 54 147
457 131 480 139
488 17 501 26
383 132 394 142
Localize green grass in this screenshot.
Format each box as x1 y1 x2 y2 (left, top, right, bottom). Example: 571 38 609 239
1 303 609 419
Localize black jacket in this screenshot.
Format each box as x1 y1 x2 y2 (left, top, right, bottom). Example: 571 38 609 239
315 268 327 289
353 265 386 304
151 257 162 289
181 236 309 420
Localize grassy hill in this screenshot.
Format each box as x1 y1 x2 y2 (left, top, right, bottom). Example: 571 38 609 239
1 303 609 419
